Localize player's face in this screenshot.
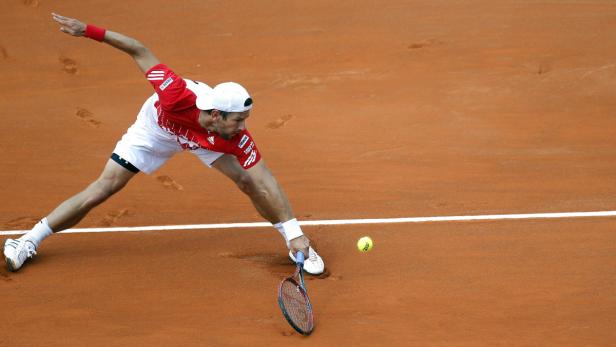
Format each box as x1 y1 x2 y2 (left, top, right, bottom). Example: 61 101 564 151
215 110 250 139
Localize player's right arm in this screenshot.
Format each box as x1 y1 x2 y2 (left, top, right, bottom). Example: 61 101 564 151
51 13 159 73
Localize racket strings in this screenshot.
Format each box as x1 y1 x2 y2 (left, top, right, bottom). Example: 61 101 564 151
280 280 312 331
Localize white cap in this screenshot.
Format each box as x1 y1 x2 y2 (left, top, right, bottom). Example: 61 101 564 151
195 82 253 112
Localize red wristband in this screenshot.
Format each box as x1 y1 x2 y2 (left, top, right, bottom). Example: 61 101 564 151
84 24 106 42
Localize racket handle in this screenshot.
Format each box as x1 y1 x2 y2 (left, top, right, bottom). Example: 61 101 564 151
296 251 305 265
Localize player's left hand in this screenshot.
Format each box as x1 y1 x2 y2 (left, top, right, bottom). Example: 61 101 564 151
51 13 86 37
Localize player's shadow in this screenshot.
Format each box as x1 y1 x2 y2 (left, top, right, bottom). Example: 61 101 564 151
220 251 331 279
219 251 290 277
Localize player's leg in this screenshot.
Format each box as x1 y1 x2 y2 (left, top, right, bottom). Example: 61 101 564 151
210 154 286 221
3 157 138 272
44 94 176 233
4 95 178 272
47 157 138 232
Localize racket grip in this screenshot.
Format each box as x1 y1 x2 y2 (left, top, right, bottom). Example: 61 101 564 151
296 251 305 265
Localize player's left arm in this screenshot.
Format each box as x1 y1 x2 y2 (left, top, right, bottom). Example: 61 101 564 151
244 161 311 256
213 156 310 256
243 160 294 223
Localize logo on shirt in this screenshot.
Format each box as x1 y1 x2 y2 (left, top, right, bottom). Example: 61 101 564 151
160 77 174 91
243 141 254 154
238 134 250 149
147 70 165 81
243 150 257 168
207 136 215 145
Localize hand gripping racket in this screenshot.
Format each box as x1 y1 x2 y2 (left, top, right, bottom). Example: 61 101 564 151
277 251 315 335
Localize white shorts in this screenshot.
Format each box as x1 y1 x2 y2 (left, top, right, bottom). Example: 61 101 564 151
112 94 224 174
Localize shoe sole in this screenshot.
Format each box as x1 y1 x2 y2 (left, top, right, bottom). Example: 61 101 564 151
304 270 325 276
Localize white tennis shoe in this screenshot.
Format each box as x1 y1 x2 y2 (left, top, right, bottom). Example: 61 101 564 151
289 246 325 275
4 238 37 272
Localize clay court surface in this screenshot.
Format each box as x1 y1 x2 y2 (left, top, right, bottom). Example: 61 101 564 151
1 1 616 346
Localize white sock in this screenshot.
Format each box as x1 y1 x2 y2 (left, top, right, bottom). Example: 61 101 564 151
21 218 53 248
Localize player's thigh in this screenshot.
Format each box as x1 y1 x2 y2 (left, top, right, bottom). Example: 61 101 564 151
211 154 246 183
211 155 269 190
112 113 182 174
95 159 138 194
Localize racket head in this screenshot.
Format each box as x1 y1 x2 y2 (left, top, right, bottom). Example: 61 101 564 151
277 276 314 335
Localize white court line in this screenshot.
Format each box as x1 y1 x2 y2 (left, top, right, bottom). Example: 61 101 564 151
1 210 616 236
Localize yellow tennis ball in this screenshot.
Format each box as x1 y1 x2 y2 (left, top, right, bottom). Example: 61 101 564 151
357 236 373 252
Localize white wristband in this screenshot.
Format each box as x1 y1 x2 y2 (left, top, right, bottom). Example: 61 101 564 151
275 218 304 243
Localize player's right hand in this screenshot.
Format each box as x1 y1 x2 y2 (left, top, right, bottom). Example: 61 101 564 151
289 235 310 260
51 13 86 37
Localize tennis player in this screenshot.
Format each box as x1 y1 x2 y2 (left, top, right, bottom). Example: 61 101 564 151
3 13 325 275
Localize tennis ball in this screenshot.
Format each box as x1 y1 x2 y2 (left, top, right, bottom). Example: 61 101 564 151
357 236 373 252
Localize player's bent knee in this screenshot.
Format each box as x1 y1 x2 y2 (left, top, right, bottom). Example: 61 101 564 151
79 188 109 210
85 176 127 205
83 183 112 206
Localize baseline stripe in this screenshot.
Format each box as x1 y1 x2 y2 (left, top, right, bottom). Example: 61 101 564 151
1 210 615 236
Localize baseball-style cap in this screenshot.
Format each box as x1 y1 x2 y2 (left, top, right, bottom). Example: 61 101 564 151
195 82 253 112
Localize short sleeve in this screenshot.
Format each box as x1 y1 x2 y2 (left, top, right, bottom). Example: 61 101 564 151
145 64 196 112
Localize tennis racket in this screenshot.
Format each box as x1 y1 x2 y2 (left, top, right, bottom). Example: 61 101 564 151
277 251 315 335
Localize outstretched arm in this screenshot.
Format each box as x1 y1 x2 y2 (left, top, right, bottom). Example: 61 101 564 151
212 156 311 256
51 13 160 73
244 162 312 257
